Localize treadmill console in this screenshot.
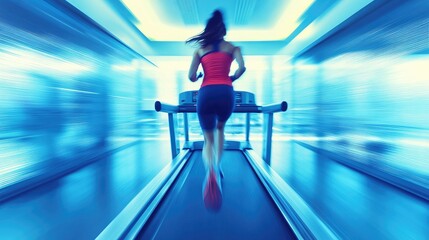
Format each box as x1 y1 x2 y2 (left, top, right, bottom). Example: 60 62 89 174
179 91 256 106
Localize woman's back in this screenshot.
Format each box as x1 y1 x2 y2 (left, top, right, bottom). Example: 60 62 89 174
198 40 235 56
198 41 235 87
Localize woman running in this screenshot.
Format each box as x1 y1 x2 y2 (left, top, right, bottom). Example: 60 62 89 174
186 9 246 209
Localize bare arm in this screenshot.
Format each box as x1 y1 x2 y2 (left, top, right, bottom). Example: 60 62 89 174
230 47 246 81
188 50 202 82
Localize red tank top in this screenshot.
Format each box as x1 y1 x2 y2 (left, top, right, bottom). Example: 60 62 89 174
200 51 233 87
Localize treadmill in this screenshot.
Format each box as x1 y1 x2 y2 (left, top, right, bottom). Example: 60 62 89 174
97 91 337 240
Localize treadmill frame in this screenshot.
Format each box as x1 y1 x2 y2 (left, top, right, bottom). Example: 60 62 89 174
98 98 338 240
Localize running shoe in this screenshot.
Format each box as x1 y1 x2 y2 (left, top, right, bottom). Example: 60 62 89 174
203 168 222 211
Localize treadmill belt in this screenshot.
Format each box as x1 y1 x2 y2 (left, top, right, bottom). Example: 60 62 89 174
138 150 296 240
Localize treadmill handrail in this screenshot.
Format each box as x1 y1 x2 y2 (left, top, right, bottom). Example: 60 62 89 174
154 98 288 163
154 101 287 113
155 101 179 113
261 101 288 113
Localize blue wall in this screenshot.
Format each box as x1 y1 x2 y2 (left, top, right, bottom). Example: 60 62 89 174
0 0 153 191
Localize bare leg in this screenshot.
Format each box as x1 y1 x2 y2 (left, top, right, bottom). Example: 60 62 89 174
202 130 215 171
216 121 226 177
202 129 222 209
202 129 222 193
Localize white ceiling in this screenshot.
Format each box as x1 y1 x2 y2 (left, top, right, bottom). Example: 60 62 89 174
120 0 314 41
66 0 376 58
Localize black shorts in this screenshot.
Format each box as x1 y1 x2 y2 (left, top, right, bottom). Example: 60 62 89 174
197 85 235 130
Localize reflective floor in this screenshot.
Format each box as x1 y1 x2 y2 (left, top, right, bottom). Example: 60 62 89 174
0 138 427 239
266 140 429 240
0 140 171 239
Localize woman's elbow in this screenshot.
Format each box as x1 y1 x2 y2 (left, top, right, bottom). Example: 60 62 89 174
240 66 246 74
188 74 195 82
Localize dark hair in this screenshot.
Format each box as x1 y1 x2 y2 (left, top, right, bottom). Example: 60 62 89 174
186 10 226 48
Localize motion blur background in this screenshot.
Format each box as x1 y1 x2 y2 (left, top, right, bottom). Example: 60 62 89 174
0 0 428 239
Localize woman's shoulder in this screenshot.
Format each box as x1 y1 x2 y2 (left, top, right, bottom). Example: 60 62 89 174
195 47 207 57
221 41 238 53
223 40 235 48
195 47 210 58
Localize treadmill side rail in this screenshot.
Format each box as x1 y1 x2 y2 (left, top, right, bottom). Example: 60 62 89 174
244 149 339 240
97 150 191 240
